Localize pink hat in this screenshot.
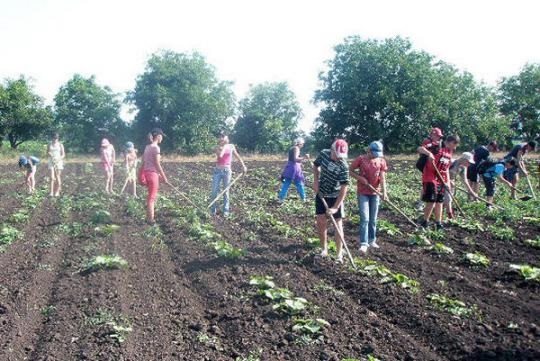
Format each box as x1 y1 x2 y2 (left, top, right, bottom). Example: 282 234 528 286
331 139 348 159
101 138 110 147
431 128 443 137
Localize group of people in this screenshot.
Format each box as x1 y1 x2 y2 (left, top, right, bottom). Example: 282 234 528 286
16 128 538 261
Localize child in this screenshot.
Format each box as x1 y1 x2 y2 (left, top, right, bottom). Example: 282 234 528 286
121 142 138 197
481 159 514 205
444 152 477 218
100 138 116 194
421 135 460 230
313 139 349 263
349 141 388 254
278 137 309 203
47 133 65 197
18 155 39 194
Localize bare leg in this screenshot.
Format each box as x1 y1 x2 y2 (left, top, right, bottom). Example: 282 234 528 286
335 218 343 257
435 203 443 223
55 170 62 196
423 202 436 222
147 201 155 223
317 214 328 255
50 169 55 196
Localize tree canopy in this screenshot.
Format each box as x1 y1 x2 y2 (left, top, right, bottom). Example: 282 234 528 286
233 82 302 152
0 77 53 149
54 74 126 153
129 50 235 154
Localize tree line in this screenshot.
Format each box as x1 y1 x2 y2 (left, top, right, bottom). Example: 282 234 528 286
0 36 538 154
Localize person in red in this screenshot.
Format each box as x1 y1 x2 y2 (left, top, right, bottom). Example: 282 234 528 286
421 135 460 230
349 141 388 253
417 127 444 161
140 128 171 226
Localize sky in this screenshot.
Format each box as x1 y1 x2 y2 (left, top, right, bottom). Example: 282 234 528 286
1 0 539 132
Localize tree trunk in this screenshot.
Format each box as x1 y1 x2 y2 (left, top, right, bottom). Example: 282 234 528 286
8 133 18 149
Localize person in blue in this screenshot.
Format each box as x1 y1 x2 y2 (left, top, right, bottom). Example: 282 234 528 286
468 141 498 199
18 155 40 194
503 141 536 199
278 138 309 203
481 159 514 205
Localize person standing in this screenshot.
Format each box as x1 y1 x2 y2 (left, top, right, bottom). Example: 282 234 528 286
210 134 247 216
278 137 309 202
313 139 349 263
504 141 537 199
122 141 138 197
18 155 39 194
468 141 498 198
416 127 444 170
47 133 65 197
140 128 170 225
100 138 116 194
349 141 388 254
444 152 477 218
421 135 460 230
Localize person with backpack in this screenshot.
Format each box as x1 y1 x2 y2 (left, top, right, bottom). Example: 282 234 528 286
416 127 444 171
18 155 40 194
468 141 499 199
503 141 537 199
420 135 460 229
480 159 515 205
140 128 171 226
349 141 388 253
444 152 477 219
210 134 247 217
278 137 309 203
313 139 349 263
47 133 65 197
100 138 116 194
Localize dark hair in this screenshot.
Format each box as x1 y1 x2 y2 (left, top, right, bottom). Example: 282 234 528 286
219 133 228 139
505 159 517 167
527 141 537 150
52 133 59 140
446 135 460 143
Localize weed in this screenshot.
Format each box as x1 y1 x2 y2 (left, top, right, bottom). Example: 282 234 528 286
509 264 540 283
407 233 431 246
463 252 490 267
486 224 516 241
80 255 128 273
429 243 454 255
378 219 402 236
94 224 121 237
212 240 245 259
86 308 132 343
249 276 276 290
9 210 29 224
0 224 23 248
381 273 420 293
41 305 56 318
91 210 111 224
59 222 84 238
273 297 308 315
292 318 330 344
523 236 540 249
427 293 478 318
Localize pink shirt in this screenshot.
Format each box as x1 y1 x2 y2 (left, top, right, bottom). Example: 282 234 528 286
143 144 160 172
217 144 234 167
101 146 114 165
350 155 388 195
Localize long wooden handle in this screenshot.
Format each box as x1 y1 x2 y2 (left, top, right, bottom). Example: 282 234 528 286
207 173 243 210
431 161 464 215
367 184 419 228
454 185 505 210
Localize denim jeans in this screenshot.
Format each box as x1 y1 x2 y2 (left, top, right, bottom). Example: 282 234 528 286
358 194 380 245
278 178 306 201
211 167 232 214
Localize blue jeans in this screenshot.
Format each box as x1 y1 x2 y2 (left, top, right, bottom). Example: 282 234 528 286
279 178 306 201
211 167 232 214
358 194 380 245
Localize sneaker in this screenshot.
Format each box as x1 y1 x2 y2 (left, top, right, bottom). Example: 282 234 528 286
320 249 328 257
420 220 429 229
223 212 230 218
336 252 344 263
360 245 368 253
54 192 60 197
370 242 380 249
435 222 444 230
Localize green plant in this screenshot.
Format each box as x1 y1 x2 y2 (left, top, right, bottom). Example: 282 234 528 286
262 287 293 301
9 210 29 224
463 252 490 267
94 224 121 237
86 308 132 343
523 236 540 249
249 276 276 290
273 297 308 315
0 224 23 247
427 293 478 318
378 219 402 236
486 224 516 241
292 318 330 343
81 255 128 273
235 349 262 361
196 332 223 351
212 240 245 259
310 282 344 297
407 233 431 246
509 264 540 283
423 228 445 241
41 305 56 318
429 242 454 254
381 273 420 293
59 222 85 238
91 210 111 224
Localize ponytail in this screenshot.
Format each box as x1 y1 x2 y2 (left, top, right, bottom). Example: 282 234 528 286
147 133 153 144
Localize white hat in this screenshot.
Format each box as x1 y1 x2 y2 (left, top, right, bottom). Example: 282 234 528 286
294 137 305 145
101 138 110 147
461 152 475 164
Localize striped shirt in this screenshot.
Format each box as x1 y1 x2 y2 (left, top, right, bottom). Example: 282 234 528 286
314 149 349 197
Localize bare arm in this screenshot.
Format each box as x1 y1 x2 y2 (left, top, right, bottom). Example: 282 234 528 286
417 145 435 160
313 164 320 194
497 174 512 187
461 167 476 195
154 153 169 184
232 146 247 173
332 185 348 211
60 144 65 159
380 171 387 199
348 164 368 185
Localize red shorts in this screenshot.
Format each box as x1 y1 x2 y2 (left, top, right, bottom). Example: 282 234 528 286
144 171 159 205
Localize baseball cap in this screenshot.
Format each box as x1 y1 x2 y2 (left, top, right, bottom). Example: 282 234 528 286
101 138 110 147
462 152 475 164
331 139 348 159
431 127 443 137
19 155 28 166
369 141 384 158
151 128 166 137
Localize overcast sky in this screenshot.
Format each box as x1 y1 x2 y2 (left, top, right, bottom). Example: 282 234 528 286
1 0 539 131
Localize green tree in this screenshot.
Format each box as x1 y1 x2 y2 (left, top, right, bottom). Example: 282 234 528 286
498 63 540 139
54 74 126 153
129 50 235 154
233 82 302 152
314 36 510 152
0 77 53 149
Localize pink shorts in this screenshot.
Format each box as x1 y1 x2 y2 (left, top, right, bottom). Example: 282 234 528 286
144 171 159 205
102 162 114 172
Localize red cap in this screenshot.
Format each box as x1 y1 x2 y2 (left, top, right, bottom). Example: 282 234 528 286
331 139 348 159
431 128 443 137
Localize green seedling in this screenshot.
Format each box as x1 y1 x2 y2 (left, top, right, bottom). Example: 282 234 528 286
212 240 245 259
235 349 263 361
9 210 29 224
80 255 128 273
197 332 223 351
273 297 308 315
427 293 478 318
463 252 490 267
523 236 540 249
429 242 454 255
249 276 276 290
509 264 540 283
292 318 330 344
59 222 84 238
486 224 516 241
91 210 112 224
378 219 402 235
310 282 344 297
86 308 132 343
94 224 121 237
381 273 420 293
0 224 23 247
41 305 56 318
262 287 293 301
408 233 431 246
